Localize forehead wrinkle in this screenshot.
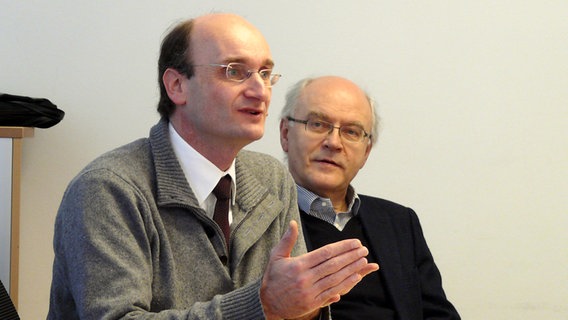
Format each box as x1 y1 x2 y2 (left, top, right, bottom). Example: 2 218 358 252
296 79 370 126
304 110 366 128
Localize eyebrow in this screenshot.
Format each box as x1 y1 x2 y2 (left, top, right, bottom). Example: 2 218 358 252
306 111 328 120
264 59 275 68
223 57 275 68
306 111 366 128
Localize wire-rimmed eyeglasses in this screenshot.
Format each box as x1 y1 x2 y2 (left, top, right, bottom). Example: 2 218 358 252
193 62 282 87
287 117 371 143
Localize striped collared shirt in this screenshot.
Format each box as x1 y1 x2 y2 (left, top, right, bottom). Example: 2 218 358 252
296 184 361 231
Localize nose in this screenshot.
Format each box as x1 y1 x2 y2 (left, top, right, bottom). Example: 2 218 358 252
243 73 270 101
323 127 343 151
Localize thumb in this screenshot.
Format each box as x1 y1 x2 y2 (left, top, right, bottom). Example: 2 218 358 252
271 220 299 259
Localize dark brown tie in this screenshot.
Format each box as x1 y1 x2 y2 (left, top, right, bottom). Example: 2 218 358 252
212 175 231 251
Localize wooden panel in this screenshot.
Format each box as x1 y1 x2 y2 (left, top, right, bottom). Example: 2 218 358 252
0 127 33 309
9 139 22 308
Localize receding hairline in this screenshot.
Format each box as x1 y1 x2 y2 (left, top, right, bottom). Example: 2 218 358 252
190 13 272 65
283 76 380 146
192 13 266 43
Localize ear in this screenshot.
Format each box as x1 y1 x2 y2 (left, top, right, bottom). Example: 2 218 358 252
162 68 188 106
279 118 290 152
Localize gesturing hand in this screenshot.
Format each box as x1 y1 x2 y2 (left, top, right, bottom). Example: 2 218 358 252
260 220 379 320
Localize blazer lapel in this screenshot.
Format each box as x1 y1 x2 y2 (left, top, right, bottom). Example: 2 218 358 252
358 200 409 319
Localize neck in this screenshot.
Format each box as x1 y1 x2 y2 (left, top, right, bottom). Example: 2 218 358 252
170 119 247 171
189 138 241 171
332 198 348 213
317 188 349 213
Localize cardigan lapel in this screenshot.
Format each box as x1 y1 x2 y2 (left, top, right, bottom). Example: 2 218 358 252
229 155 283 269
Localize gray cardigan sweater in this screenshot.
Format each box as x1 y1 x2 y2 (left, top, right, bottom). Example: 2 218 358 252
48 119 306 319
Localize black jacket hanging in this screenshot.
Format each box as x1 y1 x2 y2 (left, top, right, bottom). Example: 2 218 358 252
0 93 64 128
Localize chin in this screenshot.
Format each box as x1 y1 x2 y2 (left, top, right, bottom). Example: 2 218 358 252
252 126 265 138
250 130 265 141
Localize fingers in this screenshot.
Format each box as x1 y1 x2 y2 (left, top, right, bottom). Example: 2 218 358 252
301 238 364 268
270 220 299 259
359 262 380 277
306 245 380 306
315 255 366 289
308 244 371 280
336 262 379 296
312 259 374 303
260 230 379 319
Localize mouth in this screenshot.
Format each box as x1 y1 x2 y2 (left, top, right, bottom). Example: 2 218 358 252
314 158 341 168
239 108 265 116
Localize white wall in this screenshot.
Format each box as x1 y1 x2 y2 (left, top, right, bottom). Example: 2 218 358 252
0 139 13 292
1 1 567 319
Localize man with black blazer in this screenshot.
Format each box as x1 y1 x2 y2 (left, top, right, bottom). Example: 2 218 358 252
279 75 460 319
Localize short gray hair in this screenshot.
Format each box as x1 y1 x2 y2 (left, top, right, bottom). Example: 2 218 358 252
279 77 380 146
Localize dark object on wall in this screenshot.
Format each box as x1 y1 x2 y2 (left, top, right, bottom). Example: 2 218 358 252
0 280 19 320
0 93 65 128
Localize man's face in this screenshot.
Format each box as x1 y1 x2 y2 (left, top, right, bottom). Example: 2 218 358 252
280 77 373 199
173 14 274 150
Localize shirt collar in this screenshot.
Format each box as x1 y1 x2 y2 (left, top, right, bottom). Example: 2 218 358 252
296 184 361 225
169 123 236 208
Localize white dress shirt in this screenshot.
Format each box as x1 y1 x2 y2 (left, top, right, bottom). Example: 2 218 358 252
169 123 236 224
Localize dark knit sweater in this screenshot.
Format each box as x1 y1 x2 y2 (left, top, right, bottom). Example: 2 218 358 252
301 212 396 320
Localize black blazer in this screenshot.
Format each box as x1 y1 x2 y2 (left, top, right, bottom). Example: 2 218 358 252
301 195 460 320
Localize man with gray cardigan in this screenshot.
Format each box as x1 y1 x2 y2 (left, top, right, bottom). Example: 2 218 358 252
48 13 378 320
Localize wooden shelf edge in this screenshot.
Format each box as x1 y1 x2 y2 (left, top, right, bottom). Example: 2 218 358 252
0 127 35 139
